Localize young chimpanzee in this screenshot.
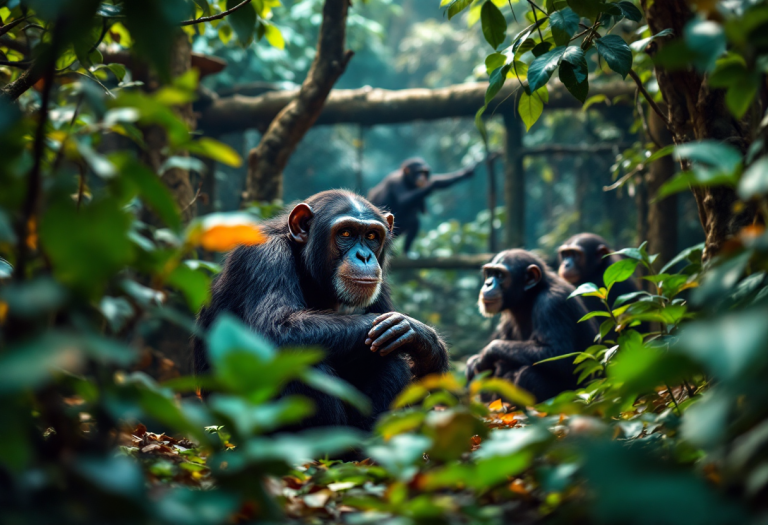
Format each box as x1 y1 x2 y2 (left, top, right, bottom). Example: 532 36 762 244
194 190 449 430
367 157 480 253
465 250 599 403
557 233 640 314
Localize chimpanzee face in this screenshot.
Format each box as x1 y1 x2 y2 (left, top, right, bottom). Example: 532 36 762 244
330 215 389 307
403 161 430 189
558 246 585 285
287 194 394 309
478 251 543 317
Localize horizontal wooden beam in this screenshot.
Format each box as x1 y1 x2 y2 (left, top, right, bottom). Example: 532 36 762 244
198 79 634 135
388 254 493 270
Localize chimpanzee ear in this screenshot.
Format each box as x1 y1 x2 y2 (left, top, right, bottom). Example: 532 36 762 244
524 264 542 291
383 213 395 233
597 244 610 258
288 203 314 244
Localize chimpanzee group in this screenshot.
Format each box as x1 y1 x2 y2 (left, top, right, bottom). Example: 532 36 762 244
194 190 638 430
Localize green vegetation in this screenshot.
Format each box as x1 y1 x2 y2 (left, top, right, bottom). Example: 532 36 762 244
2 0 768 524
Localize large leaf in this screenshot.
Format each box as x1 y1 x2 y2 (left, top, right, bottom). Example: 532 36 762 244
227 0 257 46
567 0 602 21
550 8 580 46
673 140 742 174
481 1 507 49
616 1 642 22
738 156 768 200
445 0 473 19
631 27 674 52
559 46 589 102
595 35 633 78
485 63 510 105
684 19 726 72
519 87 546 131
603 258 640 290
527 46 566 93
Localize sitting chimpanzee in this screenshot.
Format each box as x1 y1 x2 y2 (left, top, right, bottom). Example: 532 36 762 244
557 233 640 314
367 157 480 253
465 250 599 402
194 190 449 430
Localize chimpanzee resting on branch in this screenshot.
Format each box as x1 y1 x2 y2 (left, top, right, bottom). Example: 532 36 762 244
557 233 640 314
367 157 480 253
194 190 449 430
465 250 599 403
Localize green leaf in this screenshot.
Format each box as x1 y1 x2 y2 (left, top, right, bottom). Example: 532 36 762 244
595 34 633 78
616 1 642 22
567 0 602 21
445 0 473 19
579 311 610 322
263 22 285 49
519 87 545 131
227 0 257 45
166 264 211 312
481 1 507 49
473 377 536 407
598 318 615 340
559 46 589 102
112 154 182 231
604 258 640 289
301 368 372 415
207 314 276 369
738 157 768 200
684 19 726 72
631 27 674 52
486 63 510 105
528 46 566 92
646 143 675 163
536 352 584 364
550 8 580 46
674 140 742 173
184 137 242 167
569 282 599 298
485 52 506 72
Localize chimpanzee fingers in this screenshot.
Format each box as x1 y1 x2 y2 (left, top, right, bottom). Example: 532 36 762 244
367 313 405 341
371 312 397 326
378 329 416 356
370 320 410 351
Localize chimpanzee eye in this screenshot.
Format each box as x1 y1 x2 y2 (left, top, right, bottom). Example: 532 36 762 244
340 230 351 238
366 231 378 241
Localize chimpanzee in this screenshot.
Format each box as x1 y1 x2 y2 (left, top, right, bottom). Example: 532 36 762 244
367 157 481 253
557 233 640 314
465 250 599 403
194 190 449 430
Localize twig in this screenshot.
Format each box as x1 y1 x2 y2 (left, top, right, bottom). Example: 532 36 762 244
180 0 253 26
0 16 28 38
664 382 682 416
0 61 43 100
527 0 544 41
628 68 668 124
506 0 518 23
635 85 663 149
88 18 109 54
14 60 54 281
0 59 32 68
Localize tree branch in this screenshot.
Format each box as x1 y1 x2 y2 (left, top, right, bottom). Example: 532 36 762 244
628 68 668 125
0 62 43 100
180 0 252 26
0 16 28 38
244 0 353 202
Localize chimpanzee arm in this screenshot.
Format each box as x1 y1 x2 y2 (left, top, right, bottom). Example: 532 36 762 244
429 166 475 189
366 312 449 377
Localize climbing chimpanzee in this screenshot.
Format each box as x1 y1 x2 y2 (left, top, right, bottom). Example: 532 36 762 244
557 233 640 314
465 250 599 402
367 157 481 253
194 190 449 430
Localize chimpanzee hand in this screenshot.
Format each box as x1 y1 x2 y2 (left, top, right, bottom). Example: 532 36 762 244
466 340 525 382
366 312 430 357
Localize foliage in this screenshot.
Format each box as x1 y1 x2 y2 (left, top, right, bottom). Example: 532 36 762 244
4 1 768 525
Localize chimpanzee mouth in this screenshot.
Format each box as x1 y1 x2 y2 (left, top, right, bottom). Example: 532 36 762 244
478 296 502 317
335 274 382 307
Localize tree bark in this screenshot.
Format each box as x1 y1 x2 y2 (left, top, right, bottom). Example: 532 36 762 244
504 114 525 248
139 32 197 224
200 80 633 135
244 0 353 203
641 0 756 259
646 104 678 267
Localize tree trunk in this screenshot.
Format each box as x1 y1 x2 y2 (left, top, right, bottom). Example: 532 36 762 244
139 32 197 224
244 0 353 203
646 105 678 267
641 0 756 259
504 114 525 248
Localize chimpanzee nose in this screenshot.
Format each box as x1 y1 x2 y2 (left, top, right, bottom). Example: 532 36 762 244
356 250 372 264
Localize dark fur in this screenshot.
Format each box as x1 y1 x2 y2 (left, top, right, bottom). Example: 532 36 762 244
194 190 449 430
557 233 640 314
367 158 473 252
466 250 599 402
